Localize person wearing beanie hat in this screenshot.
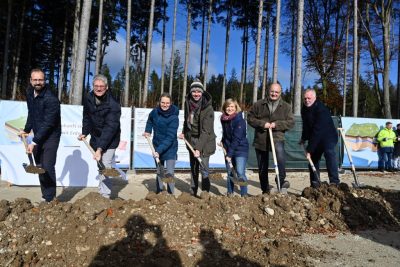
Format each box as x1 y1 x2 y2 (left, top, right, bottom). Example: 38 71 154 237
179 79 216 196
190 80 204 93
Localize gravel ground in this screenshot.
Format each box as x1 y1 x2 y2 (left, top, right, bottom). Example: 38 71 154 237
0 170 399 266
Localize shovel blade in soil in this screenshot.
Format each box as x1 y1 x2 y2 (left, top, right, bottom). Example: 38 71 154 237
100 168 120 177
22 163 46 174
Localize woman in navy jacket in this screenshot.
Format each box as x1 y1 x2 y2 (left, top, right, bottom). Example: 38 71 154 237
221 99 249 197
143 93 179 194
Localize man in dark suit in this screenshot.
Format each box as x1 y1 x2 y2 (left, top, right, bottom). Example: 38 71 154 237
300 88 340 187
21 68 61 202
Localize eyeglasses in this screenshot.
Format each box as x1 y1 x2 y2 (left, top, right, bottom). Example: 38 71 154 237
94 85 106 89
31 79 44 82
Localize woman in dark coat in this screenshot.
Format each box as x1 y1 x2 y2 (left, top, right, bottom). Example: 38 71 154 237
143 93 179 194
220 99 249 197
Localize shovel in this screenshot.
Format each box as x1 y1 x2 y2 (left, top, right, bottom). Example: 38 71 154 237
182 137 222 179
338 128 364 188
145 136 174 183
81 139 120 177
301 143 323 188
20 135 46 174
268 128 287 193
219 143 247 186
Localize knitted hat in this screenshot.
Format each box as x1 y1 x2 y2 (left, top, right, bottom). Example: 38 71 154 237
190 80 204 93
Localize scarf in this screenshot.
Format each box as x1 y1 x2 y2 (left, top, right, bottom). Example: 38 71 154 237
187 98 201 127
221 112 237 122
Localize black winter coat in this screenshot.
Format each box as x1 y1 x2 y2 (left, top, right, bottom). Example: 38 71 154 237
24 85 61 145
221 112 249 158
301 100 338 153
82 91 121 151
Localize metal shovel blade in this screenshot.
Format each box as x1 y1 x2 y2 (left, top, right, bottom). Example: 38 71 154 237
22 163 46 174
100 168 121 177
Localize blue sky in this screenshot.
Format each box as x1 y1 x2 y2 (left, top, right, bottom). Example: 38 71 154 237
103 1 398 93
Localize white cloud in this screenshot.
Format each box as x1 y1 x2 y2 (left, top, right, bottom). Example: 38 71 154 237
103 33 218 80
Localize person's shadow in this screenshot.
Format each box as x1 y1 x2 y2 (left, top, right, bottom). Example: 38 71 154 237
57 150 89 202
89 215 182 266
196 229 262 266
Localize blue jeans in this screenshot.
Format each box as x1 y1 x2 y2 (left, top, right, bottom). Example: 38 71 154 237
226 156 248 196
378 147 394 170
309 142 340 185
156 159 175 194
255 141 286 193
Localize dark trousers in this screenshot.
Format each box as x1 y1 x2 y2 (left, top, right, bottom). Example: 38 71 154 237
255 141 286 193
309 141 340 185
33 136 60 202
188 151 210 194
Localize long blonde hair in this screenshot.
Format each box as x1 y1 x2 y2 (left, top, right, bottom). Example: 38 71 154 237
221 98 241 114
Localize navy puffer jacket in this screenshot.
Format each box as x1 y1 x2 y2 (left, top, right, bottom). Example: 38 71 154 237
145 105 179 161
24 85 61 145
82 91 121 151
221 112 249 158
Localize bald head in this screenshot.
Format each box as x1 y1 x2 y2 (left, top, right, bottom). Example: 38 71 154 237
269 83 282 101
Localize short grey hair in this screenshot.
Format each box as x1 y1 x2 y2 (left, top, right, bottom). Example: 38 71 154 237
304 88 316 97
93 74 108 87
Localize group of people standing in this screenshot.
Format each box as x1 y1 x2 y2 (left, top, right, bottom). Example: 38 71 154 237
144 80 341 197
21 68 342 201
376 121 400 172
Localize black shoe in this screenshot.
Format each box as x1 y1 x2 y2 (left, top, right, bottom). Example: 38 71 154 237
378 168 385 173
191 188 197 196
311 181 321 188
281 181 290 189
201 177 210 192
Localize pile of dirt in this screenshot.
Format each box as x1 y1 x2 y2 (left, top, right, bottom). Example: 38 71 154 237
0 183 399 266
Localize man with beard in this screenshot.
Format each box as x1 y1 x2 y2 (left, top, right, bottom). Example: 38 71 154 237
78 74 121 199
247 83 294 194
20 69 61 202
179 80 216 196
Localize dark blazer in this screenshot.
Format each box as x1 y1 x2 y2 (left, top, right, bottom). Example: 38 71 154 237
24 85 61 145
301 100 338 153
82 91 121 151
183 91 216 157
221 112 249 158
145 105 179 161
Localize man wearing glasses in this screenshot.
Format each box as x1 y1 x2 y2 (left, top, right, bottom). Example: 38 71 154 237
78 74 121 199
247 83 295 194
20 68 61 202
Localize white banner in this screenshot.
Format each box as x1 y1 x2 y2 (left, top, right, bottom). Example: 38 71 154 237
133 108 226 168
0 100 131 186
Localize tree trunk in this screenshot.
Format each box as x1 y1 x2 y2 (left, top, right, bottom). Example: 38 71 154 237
352 0 358 117
124 0 131 107
95 0 104 75
221 3 231 108
252 0 263 103
293 0 304 115
11 0 26 100
373 0 393 118
272 0 281 83
160 0 166 95
169 0 178 95
69 0 82 103
72 0 92 105
143 0 155 107
342 5 349 116
181 3 192 110
203 0 213 91
239 27 246 103
289 0 296 107
200 5 205 77
1 0 12 99
58 11 68 101
261 5 271 99
364 3 384 116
